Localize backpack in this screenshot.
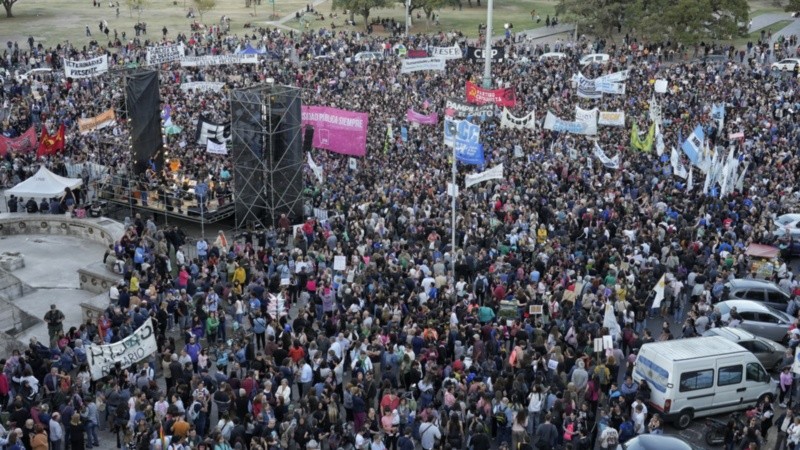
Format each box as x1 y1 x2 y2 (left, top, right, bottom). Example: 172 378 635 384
619 421 635 443
188 401 201 422
494 407 508 427
476 277 486 294
595 366 609 385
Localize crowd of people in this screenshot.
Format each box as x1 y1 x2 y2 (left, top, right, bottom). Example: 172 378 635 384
2 11 800 450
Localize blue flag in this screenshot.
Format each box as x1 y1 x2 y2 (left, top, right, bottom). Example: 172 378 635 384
711 104 725 122
401 126 408 143
454 120 484 165
681 125 704 165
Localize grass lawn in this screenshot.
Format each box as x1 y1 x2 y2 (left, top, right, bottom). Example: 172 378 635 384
284 0 560 37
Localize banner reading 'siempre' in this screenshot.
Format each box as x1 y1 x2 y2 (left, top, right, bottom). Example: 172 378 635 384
87 318 157 380
301 106 369 156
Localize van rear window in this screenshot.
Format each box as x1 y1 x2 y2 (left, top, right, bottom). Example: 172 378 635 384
718 365 743 386
680 370 714 392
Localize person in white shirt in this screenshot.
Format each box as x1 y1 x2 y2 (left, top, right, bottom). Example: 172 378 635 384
418 417 441 450
299 361 314 397
632 404 647 434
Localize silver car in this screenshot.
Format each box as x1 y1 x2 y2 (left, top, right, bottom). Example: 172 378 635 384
723 278 793 312
717 300 793 343
702 327 788 371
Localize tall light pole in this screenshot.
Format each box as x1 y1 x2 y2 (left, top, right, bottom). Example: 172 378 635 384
405 0 410 36
482 0 493 88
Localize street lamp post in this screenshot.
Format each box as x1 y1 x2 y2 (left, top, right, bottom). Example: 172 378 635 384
405 0 410 36
482 0 493 88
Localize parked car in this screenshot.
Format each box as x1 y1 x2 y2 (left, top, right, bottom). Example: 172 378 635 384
15 68 53 82
723 278 792 312
771 58 800 71
717 300 793 343
579 53 610 66
619 434 695 450
345 51 383 63
702 327 787 371
539 52 567 61
773 213 800 238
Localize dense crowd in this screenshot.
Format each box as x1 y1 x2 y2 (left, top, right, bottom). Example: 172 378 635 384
2 13 800 450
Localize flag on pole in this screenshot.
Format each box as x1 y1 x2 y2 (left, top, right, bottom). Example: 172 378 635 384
36 124 65 157
687 167 693 191
603 303 621 339
651 274 666 310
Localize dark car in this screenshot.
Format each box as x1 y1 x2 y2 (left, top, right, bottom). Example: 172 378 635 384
618 434 694 450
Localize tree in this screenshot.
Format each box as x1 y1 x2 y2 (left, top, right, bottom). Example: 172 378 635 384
628 0 748 43
126 0 151 21
332 0 389 29
396 0 453 23
2 0 19 18
193 0 216 21
556 0 631 37
785 0 800 12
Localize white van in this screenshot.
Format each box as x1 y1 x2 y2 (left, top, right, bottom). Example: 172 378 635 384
579 53 610 66
632 336 777 429
538 52 567 61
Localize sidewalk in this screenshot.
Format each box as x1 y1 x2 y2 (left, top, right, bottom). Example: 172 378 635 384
495 23 575 42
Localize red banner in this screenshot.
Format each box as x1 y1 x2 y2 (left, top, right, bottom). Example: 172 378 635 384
407 49 429 58
0 127 38 156
37 124 65 157
465 81 516 107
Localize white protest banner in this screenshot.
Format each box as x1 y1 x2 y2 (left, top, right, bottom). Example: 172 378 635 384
500 108 536 130
180 54 259 67
598 111 625 126
465 164 504 188
429 44 462 60
348 157 358 170
206 139 228 155
88 318 157 380
543 111 590 134
180 82 225 93
307 153 324 183
654 79 668 94
593 142 619 169
447 182 459 197
64 55 108 79
574 106 598 136
146 44 184 65
597 70 630 83
400 57 446 74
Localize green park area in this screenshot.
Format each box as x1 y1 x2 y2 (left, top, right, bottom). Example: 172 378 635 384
0 0 794 48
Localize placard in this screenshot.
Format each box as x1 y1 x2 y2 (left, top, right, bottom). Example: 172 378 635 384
529 305 543 315
602 335 613 350
593 338 604 353
333 256 347 271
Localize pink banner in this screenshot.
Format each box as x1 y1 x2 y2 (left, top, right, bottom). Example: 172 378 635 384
301 106 369 156
406 109 438 125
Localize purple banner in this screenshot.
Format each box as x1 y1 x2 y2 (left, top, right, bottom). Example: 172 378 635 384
301 106 369 156
406 108 438 125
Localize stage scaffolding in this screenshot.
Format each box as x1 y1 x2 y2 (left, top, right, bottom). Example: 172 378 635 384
230 84 304 231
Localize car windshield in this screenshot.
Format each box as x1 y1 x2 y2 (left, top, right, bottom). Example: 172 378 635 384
718 303 732 314
776 216 798 225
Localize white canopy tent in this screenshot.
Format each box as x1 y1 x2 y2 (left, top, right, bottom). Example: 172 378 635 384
5 166 82 201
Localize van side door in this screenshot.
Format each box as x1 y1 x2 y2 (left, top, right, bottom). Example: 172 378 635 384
712 360 745 410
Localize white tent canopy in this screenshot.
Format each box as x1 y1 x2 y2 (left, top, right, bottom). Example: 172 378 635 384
5 166 82 200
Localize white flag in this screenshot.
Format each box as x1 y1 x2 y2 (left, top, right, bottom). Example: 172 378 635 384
603 303 621 339
651 274 666 310
447 182 459 197
465 164 504 188
307 153 323 184
687 167 693 191
655 122 665 156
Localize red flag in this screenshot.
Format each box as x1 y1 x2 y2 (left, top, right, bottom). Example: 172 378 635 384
465 81 516 107
0 127 38 156
36 124 65 157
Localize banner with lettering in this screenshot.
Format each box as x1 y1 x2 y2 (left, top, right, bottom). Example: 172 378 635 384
444 118 484 165
206 139 228 155
594 142 619 169
87 318 157 380
574 106 598 136
465 46 505 62
146 44 184 65
180 82 225 93
64 56 108 78
500 108 536 130
301 106 369 156
195 116 231 145
429 44 462 60
180 54 259 67
444 99 494 119
78 108 116 134
543 111 592 135
407 49 429 58
400 57 446 74
598 111 625 127
465 81 516 107
406 109 438 125
465 164 503 188
0 127 37 156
